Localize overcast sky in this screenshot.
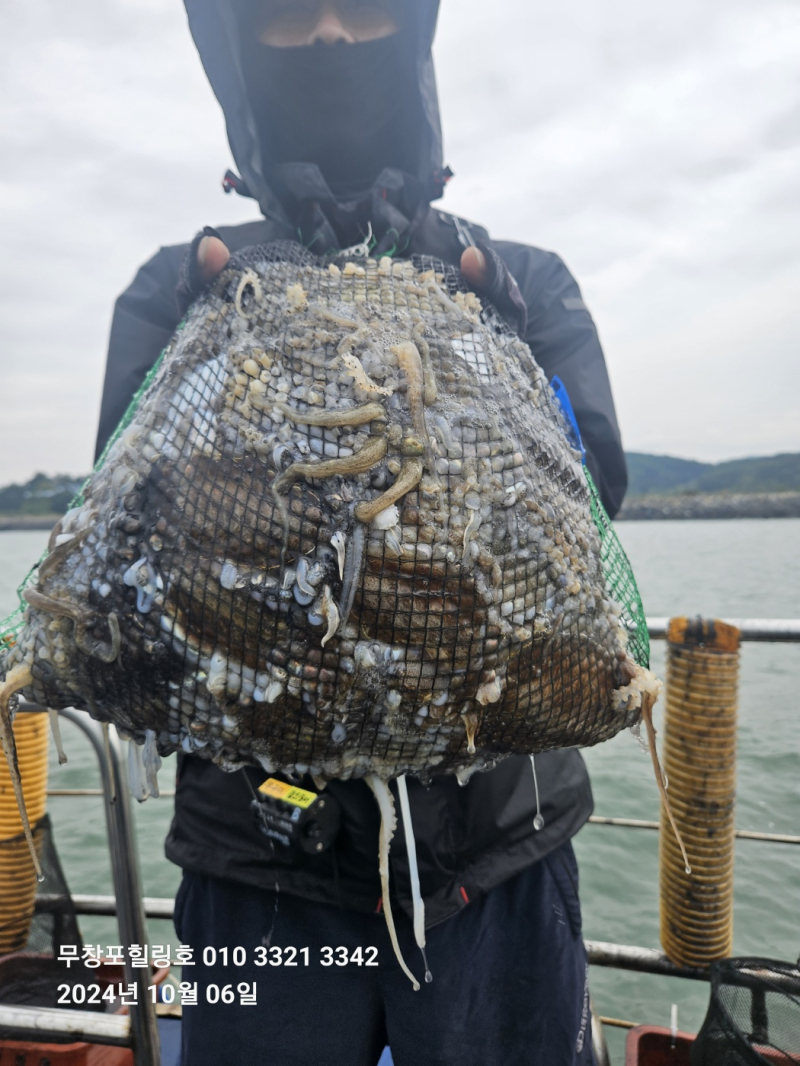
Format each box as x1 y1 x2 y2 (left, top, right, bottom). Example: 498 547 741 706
1 0 798 485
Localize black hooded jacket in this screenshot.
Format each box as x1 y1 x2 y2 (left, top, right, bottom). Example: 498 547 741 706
96 0 627 928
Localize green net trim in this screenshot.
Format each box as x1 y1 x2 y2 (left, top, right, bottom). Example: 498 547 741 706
584 466 650 669
0 340 172 657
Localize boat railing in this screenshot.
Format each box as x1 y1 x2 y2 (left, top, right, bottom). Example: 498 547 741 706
1 707 161 1064
646 618 800 642
2 616 799 1064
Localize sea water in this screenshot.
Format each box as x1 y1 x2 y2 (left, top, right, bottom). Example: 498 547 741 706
1 520 799 1062
581 519 800 1060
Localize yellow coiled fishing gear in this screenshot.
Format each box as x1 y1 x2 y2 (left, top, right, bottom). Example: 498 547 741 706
0 712 49 954
659 617 740 969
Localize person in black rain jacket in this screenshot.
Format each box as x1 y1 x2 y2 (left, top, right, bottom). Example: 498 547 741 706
96 2 627 1063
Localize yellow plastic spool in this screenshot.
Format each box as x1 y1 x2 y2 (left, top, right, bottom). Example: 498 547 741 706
0 713 50 954
659 617 740 970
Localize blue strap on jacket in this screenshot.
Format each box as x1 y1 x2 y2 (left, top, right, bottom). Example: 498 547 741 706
551 375 586 464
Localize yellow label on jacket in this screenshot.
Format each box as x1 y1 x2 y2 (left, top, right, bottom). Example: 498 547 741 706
258 778 317 809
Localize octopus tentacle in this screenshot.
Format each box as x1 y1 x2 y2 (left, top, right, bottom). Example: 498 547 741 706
24 587 81 621
46 519 63 554
366 775 420 990
37 527 92 585
49 709 68 765
23 589 120 664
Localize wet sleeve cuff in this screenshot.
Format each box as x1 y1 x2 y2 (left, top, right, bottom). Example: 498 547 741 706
474 239 528 337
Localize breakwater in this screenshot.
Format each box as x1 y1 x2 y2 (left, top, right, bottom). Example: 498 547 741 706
0 514 61 532
617 491 800 521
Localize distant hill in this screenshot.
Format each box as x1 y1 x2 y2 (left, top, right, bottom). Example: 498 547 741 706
0 473 85 517
625 452 800 497
626 453 710 495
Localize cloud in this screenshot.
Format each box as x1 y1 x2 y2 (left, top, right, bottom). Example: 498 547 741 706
0 0 798 484
436 0 800 461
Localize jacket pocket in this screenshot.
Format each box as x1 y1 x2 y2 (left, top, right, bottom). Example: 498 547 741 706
545 842 583 939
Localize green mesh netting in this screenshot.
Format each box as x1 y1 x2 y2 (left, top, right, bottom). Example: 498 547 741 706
585 466 650 669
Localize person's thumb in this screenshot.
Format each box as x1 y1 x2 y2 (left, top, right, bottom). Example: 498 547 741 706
460 246 489 291
460 241 528 336
197 235 230 283
177 226 231 316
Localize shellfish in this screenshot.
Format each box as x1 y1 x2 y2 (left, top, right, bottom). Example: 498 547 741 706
1 242 663 871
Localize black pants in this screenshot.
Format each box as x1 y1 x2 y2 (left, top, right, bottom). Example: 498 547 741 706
174 843 595 1066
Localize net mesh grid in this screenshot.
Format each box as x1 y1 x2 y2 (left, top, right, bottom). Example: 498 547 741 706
1 242 649 782
691 958 800 1065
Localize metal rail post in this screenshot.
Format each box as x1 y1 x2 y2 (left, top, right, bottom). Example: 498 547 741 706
40 708 161 1066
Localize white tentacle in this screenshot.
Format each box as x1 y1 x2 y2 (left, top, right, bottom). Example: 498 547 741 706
366 774 420 991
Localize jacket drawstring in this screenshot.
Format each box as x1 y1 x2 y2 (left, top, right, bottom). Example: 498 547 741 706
396 775 432 983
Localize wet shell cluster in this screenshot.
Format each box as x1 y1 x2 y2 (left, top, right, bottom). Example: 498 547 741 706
1 242 658 789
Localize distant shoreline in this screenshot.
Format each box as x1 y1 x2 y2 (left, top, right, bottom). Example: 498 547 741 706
2 495 800 530
617 491 800 521
0 515 60 532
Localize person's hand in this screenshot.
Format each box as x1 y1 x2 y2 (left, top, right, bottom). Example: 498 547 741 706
184 237 485 309
459 242 527 335
197 234 231 283
177 229 231 316
179 231 525 333
459 246 490 291
199 240 487 287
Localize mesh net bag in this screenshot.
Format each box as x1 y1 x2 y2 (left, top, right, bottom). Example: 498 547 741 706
0 242 654 789
691 958 800 1065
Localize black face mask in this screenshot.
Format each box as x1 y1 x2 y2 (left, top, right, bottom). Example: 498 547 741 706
240 35 422 199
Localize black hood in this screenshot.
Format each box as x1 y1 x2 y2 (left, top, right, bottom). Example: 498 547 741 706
183 0 445 227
